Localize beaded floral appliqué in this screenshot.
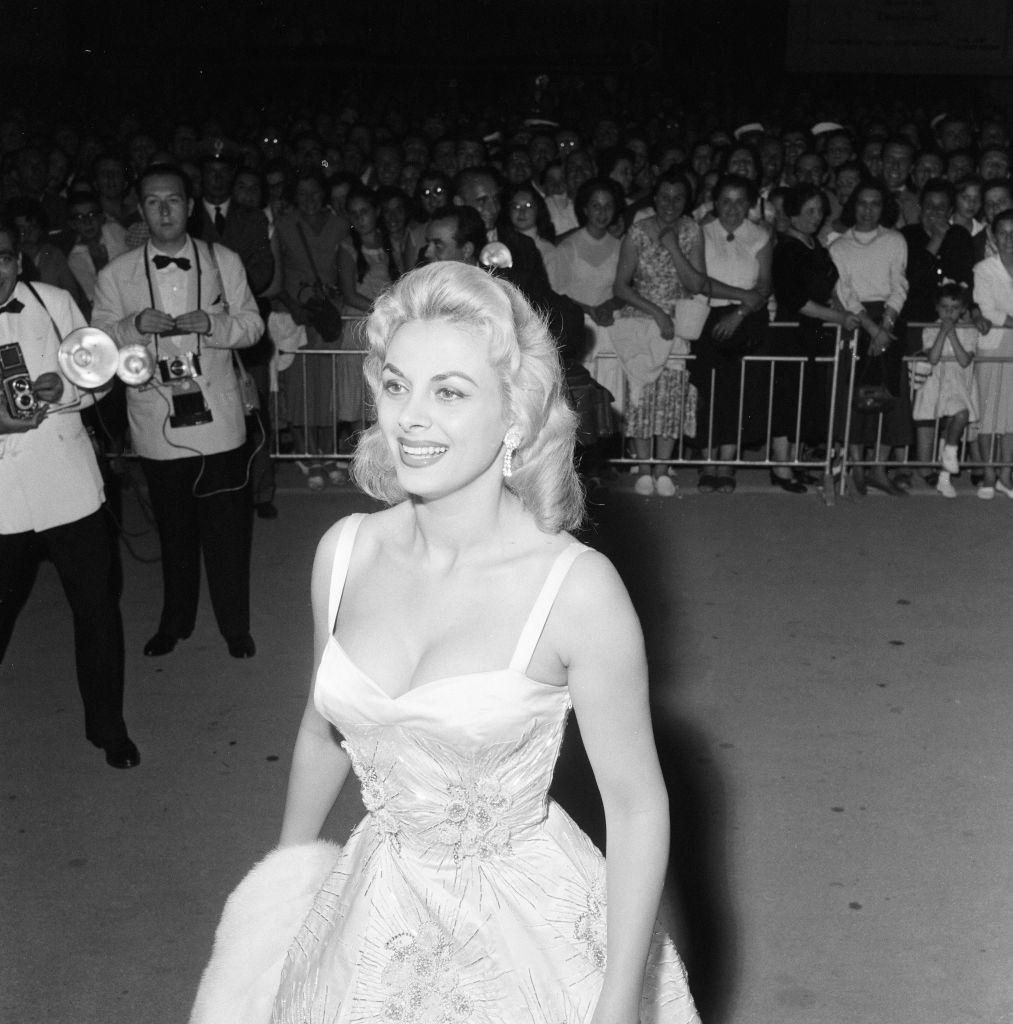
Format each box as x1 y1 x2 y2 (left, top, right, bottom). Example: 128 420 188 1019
342 740 402 850
574 877 607 970
379 920 474 1023
437 772 512 863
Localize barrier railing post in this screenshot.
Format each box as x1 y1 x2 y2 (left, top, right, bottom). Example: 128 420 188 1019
837 327 858 496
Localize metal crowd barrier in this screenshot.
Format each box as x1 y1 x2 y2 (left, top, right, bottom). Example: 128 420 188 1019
268 318 1013 504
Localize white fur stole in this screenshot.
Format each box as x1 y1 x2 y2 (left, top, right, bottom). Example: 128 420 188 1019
188 840 342 1024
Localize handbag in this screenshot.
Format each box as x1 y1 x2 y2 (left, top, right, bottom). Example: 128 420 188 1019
852 353 896 415
673 296 709 341
295 222 344 341
564 362 617 446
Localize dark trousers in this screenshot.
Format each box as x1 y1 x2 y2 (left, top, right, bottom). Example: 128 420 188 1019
140 447 252 641
246 402 275 506
0 508 128 748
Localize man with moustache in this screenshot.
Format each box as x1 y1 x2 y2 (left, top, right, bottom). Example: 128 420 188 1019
0 218 139 768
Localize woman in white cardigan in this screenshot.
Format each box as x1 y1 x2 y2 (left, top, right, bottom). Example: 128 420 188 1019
830 181 910 496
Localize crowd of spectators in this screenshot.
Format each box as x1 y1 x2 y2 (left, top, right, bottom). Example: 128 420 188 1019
4 82 1013 500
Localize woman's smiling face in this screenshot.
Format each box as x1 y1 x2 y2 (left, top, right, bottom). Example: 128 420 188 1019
653 181 688 226
853 187 884 232
715 185 750 232
584 188 616 236
792 195 825 236
377 319 510 501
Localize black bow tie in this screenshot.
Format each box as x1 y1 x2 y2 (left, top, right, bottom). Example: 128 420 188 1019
0 297 24 315
152 254 191 271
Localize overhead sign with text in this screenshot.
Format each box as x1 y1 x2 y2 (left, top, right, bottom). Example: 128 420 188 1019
786 0 1013 73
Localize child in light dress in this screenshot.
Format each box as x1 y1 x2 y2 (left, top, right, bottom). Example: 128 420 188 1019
912 284 980 498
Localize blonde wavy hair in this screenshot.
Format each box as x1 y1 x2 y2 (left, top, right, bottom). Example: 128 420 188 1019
352 262 584 533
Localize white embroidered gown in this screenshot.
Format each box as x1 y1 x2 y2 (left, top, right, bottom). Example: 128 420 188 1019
271 513 700 1024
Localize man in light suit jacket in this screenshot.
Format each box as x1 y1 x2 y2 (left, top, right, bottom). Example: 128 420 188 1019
92 164 264 659
0 218 139 768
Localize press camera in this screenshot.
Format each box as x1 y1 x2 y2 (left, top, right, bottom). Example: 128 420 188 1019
158 350 202 384
0 343 41 419
156 349 213 428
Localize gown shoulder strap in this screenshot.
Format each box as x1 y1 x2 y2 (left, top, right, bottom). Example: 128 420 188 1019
327 513 367 632
509 542 590 674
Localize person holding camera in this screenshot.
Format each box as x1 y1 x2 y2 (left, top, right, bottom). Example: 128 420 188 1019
0 219 139 769
92 164 264 659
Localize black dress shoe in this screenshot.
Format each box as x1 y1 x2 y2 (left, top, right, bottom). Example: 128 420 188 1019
227 634 256 658
255 501 278 519
770 470 807 493
866 471 906 496
793 469 822 485
143 632 179 656
104 738 140 770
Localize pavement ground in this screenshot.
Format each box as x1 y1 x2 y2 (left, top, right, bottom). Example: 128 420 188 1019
2 463 1012 1024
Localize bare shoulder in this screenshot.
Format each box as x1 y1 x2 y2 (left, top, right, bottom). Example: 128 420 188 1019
552 546 643 662
312 511 380 583
314 512 358 561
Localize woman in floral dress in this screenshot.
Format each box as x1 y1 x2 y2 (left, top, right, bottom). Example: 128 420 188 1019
612 170 703 496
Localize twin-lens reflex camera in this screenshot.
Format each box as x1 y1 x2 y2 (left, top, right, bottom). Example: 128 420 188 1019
0 343 42 419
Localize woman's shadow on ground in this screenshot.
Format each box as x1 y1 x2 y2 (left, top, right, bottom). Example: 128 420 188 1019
550 481 737 1023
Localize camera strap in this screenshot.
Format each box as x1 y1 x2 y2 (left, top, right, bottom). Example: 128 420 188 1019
143 241 204 368
22 281 65 347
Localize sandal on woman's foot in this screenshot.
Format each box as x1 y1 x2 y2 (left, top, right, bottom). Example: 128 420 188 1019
716 474 736 494
697 473 719 493
297 462 326 491
655 475 678 498
327 464 348 485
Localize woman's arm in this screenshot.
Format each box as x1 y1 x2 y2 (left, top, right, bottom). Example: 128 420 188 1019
973 260 1013 328
798 300 860 329
658 224 707 295
557 553 671 1024
883 233 909 325
278 520 353 847
752 234 773 303
337 244 372 313
830 263 864 317
613 232 666 319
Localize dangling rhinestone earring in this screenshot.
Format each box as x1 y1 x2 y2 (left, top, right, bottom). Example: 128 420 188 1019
502 428 522 478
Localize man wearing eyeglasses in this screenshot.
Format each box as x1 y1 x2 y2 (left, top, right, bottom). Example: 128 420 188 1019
65 191 128 316
453 167 553 304
453 168 583 363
